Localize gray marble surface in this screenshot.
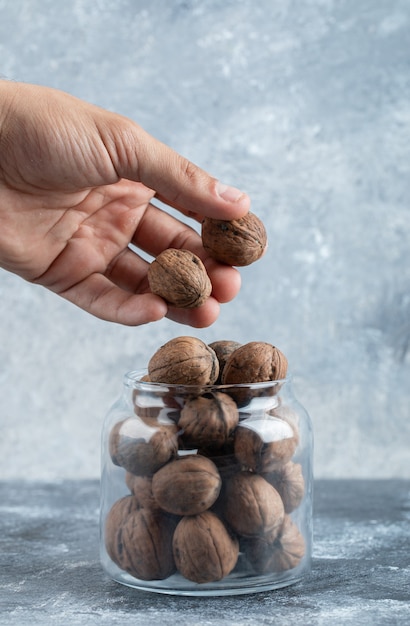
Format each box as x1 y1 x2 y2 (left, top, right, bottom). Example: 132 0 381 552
0 480 409 625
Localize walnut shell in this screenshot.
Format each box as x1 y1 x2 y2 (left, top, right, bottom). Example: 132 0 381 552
173 511 239 583
107 506 177 580
262 462 305 513
178 391 239 452
234 416 298 473
148 248 211 308
104 495 141 562
109 417 178 476
223 471 284 538
201 212 267 266
208 340 242 383
148 336 219 385
242 515 305 574
152 454 222 516
125 473 159 510
222 341 288 385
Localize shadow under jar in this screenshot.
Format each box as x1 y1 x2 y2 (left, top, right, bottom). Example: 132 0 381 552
100 371 313 596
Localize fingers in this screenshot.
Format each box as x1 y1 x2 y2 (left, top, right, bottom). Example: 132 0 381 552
131 202 204 256
106 244 241 306
203 259 242 304
59 273 168 326
165 296 222 328
59 269 227 328
100 115 251 221
58 232 241 326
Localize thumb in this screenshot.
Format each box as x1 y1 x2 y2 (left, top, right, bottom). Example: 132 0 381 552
101 115 251 220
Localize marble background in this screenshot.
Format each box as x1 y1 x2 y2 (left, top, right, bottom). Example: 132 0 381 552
1 0 409 480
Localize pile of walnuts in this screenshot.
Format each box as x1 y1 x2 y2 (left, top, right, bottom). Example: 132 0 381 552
104 337 306 585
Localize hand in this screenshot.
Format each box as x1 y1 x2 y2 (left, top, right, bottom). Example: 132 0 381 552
0 81 250 327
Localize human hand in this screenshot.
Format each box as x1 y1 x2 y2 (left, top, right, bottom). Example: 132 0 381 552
0 81 250 327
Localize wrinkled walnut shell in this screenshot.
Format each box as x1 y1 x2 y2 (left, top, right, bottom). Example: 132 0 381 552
262 462 305 513
148 336 219 385
148 248 211 308
234 416 298 472
223 471 284 538
208 340 242 383
109 417 178 476
106 505 177 580
222 342 288 385
201 212 267 266
178 392 239 452
104 495 141 562
152 454 222 516
173 510 239 583
242 515 305 574
125 473 159 510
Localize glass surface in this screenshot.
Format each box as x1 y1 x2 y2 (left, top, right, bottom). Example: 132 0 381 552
100 371 313 596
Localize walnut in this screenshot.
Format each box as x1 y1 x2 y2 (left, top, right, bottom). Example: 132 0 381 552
222 342 288 385
201 212 267 266
221 342 288 406
208 340 242 383
234 416 298 473
152 454 221 516
241 515 305 574
148 336 219 385
104 495 141 562
147 248 211 308
262 462 305 513
178 392 239 452
106 504 177 580
109 417 178 476
125 473 159 510
173 510 239 583
223 471 284 538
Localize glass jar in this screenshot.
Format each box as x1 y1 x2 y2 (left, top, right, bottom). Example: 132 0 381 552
100 371 313 596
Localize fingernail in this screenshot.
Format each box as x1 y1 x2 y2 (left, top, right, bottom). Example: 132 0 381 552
216 181 245 202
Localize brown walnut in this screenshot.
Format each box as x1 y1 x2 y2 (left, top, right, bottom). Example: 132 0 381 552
106 505 177 580
201 212 267 266
173 510 239 583
223 471 284 538
148 336 219 385
104 495 141 562
234 416 298 473
208 340 242 383
262 462 305 513
221 342 288 406
125 473 159 510
109 417 178 476
152 454 222 516
241 515 305 574
178 392 239 452
222 341 288 385
147 248 211 308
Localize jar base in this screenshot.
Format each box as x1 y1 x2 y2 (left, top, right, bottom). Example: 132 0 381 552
104 566 309 597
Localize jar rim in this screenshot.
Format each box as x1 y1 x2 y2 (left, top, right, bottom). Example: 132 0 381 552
123 369 291 391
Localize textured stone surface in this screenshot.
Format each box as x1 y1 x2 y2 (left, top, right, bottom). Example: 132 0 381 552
0 480 409 625
1 0 410 479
